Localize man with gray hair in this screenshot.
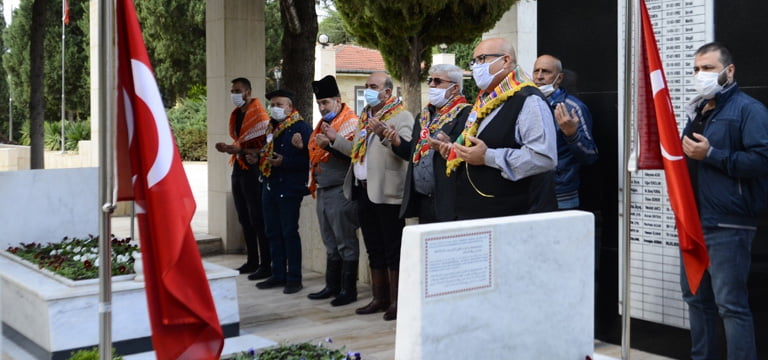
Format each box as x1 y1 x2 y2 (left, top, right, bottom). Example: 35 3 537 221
384 63 471 223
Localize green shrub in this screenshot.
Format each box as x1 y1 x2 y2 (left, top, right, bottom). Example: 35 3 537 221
230 341 360 360
168 96 207 161
19 119 92 151
67 347 123 360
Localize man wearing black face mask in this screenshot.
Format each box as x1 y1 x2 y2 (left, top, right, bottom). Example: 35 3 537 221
533 55 598 210
680 42 768 360
305 75 361 306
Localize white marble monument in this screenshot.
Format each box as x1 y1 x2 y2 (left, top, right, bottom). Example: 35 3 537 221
396 211 595 359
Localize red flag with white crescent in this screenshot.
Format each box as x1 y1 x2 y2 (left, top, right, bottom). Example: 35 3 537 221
116 0 224 358
639 0 709 294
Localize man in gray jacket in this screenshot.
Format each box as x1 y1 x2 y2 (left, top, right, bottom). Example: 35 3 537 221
306 75 361 306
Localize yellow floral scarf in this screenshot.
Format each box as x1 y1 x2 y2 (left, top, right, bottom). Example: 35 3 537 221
350 97 405 164
259 110 303 177
445 68 536 175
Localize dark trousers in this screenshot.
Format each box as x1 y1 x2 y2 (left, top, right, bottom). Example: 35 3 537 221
231 170 269 267
262 186 304 282
355 185 404 270
415 192 438 224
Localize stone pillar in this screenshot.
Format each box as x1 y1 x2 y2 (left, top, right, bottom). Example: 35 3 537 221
87 0 101 168
206 1 266 253
484 0 537 75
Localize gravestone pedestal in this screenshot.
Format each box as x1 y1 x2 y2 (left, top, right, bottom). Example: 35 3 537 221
396 211 594 359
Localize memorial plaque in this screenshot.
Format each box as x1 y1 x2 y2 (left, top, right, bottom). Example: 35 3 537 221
423 231 493 298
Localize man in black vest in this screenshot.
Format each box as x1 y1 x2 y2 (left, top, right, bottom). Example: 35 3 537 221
434 38 558 219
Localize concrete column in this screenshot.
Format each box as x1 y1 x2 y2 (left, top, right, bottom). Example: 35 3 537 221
484 0 538 75
206 0 266 253
87 0 101 168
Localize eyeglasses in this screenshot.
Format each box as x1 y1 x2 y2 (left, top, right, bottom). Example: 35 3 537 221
426 77 455 86
469 53 505 67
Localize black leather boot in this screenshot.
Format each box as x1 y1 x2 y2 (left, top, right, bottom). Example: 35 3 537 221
331 260 358 306
307 259 342 300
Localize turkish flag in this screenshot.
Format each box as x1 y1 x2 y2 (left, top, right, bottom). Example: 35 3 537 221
63 0 70 25
639 0 709 294
116 0 224 358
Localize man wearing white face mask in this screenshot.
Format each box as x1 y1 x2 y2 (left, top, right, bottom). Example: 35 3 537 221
251 89 312 295
214 77 272 279
383 64 471 223
432 38 558 220
680 42 768 360
533 55 598 210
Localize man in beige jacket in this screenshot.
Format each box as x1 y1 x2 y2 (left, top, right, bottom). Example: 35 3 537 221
324 71 413 321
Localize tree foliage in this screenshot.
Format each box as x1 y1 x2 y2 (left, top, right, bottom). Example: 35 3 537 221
318 6 354 45
2 0 89 146
134 0 206 106
0 3 11 142
335 0 517 115
264 0 283 93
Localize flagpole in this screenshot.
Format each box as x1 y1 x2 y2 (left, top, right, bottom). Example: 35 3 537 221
97 0 116 359
60 0 66 154
620 0 637 359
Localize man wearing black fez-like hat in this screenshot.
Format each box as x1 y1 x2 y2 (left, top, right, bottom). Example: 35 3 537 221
305 75 361 307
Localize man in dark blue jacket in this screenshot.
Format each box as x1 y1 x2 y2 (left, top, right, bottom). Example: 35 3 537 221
681 42 768 360
248 89 312 295
533 54 598 210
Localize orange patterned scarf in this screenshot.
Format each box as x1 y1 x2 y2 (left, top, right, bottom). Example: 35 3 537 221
228 99 270 169
308 103 358 196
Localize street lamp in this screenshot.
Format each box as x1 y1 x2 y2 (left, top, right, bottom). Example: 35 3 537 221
318 34 329 48
439 43 448 53
273 66 282 90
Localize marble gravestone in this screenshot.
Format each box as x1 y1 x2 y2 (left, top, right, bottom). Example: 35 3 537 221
395 211 595 359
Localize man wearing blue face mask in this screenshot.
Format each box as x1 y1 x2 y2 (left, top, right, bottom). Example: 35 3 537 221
680 42 768 360
327 71 413 321
533 55 598 210
305 75 361 307
431 38 558 219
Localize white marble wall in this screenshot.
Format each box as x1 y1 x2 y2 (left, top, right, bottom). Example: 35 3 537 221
395 211 594 359
0 167 98 249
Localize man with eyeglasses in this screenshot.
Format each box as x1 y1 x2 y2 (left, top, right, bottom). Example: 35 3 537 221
383 63 471 224
532 54 598 210
326 71 413 321
432 38 558 220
